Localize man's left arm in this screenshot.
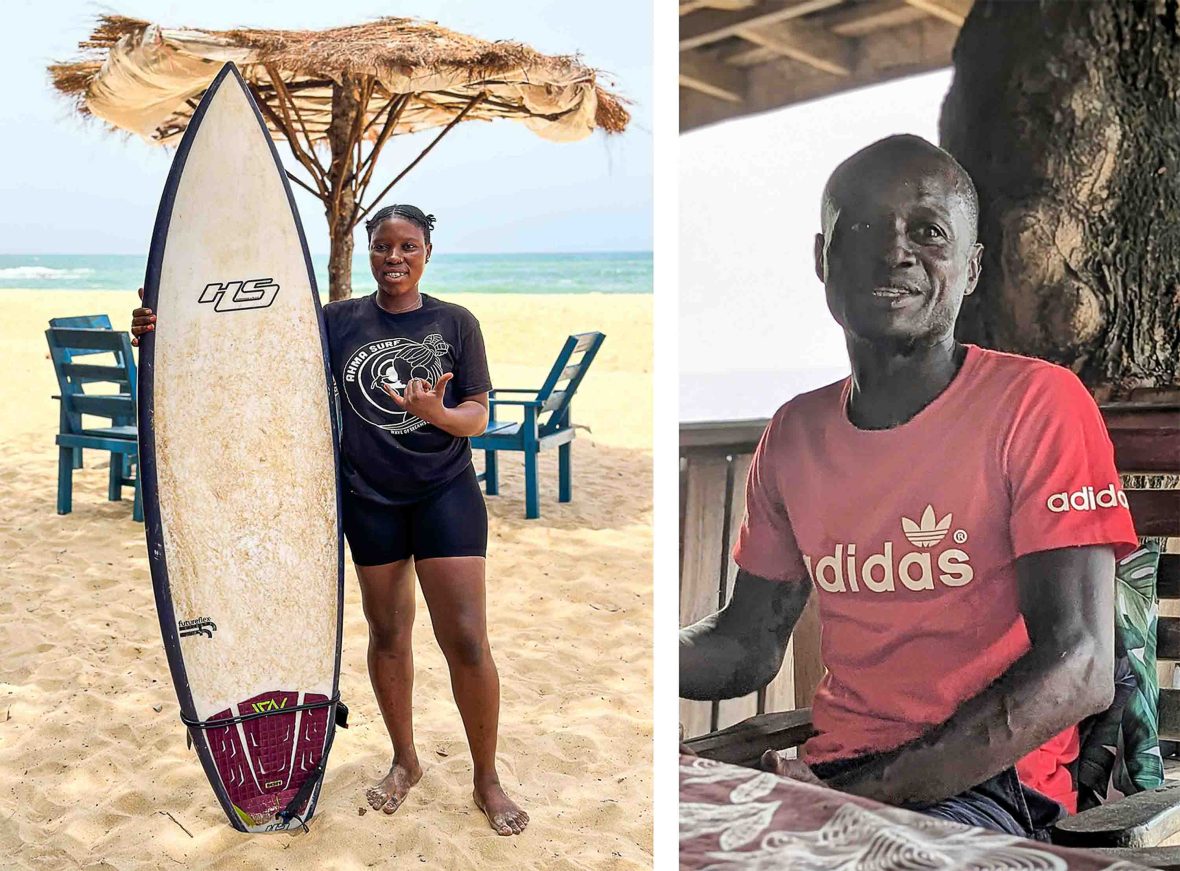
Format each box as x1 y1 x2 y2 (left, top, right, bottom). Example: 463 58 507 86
824 543 1114 805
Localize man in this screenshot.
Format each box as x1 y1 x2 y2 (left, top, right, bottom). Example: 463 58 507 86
679 134 1138 839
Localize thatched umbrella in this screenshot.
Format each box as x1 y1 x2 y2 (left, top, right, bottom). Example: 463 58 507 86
50 15 631 300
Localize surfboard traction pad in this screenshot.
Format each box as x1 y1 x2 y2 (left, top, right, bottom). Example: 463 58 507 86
204 690 330 828
143 63 343 834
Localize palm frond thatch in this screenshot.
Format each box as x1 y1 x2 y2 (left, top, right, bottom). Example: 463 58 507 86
49 15 630 145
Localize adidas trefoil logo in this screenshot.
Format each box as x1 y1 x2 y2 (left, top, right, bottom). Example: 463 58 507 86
802 503 974 595
901 505 952 549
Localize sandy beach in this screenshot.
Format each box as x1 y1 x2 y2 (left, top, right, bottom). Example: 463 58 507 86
0 290 653 870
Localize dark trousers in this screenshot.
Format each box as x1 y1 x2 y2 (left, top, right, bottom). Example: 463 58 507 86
811 758 1067 841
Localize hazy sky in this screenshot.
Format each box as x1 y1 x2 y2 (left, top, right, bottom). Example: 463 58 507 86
680 69 952 378
3 0 651 255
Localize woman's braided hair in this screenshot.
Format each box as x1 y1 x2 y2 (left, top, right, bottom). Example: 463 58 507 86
365 204 436 244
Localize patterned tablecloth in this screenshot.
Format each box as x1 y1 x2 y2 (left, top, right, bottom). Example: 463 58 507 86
680 755 1148 870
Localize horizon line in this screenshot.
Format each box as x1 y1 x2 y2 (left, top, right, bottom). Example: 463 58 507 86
0 249 654 258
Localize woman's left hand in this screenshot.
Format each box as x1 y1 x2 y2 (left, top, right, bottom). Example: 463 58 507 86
385 372 453 425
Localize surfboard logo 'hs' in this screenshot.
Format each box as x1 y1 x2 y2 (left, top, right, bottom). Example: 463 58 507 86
198 278 280 312
178 617 217 638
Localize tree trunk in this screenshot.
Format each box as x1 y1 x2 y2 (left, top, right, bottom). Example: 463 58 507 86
940 0 1180 393
326 211 354 302
325 76 362 301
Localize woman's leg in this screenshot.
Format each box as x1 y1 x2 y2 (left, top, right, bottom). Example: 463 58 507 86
356 558 422 813
415 555 529 835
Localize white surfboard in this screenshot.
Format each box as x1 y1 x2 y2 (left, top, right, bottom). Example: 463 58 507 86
139 62 343 833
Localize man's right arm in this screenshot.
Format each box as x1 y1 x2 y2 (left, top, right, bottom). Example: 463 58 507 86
679 569 811 701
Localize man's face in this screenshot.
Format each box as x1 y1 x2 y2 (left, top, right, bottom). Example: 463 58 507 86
814 154 982 348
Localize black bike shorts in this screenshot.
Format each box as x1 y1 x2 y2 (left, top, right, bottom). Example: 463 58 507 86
343 464 488 566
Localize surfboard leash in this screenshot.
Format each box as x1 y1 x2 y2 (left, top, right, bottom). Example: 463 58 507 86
181 696 349 751
275 756 329 833
180 694 343 731
275 701 349 833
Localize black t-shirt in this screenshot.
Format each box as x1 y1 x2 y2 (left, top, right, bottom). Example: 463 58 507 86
324 292 492 505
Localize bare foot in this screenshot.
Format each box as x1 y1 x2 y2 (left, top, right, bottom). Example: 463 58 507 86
473 780 529 836
366 759 423 815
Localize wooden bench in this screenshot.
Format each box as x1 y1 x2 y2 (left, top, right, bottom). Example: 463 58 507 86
680 389 1180 854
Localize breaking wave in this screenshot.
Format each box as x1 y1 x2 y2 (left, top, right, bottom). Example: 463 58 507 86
0 266 96 281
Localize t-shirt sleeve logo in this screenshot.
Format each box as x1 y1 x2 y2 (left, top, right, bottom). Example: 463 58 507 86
1046 483 1129 513
341 333 451 434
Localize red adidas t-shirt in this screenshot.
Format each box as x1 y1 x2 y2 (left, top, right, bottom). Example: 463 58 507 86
734 344 1138 809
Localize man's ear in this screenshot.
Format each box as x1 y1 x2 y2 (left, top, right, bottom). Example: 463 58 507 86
426 242 433 264
964 242 983 296
814 233 825 283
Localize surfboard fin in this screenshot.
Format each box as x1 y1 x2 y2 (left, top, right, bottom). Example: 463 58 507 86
335 701 349 729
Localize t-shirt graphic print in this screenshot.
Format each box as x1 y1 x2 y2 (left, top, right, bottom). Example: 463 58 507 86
801 501 974 596
342 333 452 434
325 293 492 505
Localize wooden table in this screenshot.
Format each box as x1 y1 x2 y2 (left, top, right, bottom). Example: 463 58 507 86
680 755 1150 870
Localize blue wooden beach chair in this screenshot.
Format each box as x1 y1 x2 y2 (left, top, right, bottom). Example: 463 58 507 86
46 318 142 522
472 332 605 519
49 314 114 471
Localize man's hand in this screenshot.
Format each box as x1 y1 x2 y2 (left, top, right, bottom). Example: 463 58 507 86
679 723 698 757
384 372 453 426
761 750 825 786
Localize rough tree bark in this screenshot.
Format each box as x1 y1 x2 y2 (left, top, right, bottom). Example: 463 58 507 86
940 0 1180 393
325 76 362 302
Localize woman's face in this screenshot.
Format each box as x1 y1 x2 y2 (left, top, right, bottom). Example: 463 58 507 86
369 217 431 296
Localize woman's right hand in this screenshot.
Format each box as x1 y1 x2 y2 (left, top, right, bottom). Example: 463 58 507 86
131 286 155 347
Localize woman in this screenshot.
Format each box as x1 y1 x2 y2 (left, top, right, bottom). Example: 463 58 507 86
132 204 528 836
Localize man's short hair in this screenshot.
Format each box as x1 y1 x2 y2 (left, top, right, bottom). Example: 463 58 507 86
821 134 980 242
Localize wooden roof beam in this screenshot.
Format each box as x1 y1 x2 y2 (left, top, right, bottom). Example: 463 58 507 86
903 0 971 26
680 0 845 50
728 20 852 75
827 0 927 37
680 0 758 14
680 51 745 102
683 14 958 131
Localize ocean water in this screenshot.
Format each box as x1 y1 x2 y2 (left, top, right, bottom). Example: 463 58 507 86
0 251 652 295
